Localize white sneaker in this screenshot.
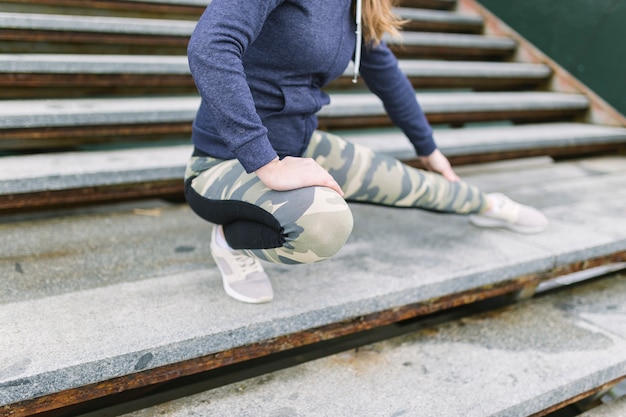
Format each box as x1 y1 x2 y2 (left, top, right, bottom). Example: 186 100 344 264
469 193 548 234
210 226 273 303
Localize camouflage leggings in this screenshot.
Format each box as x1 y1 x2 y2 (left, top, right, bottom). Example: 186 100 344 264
184 131 488 265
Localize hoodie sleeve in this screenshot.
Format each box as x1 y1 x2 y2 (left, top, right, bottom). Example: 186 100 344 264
358 41 437 157
187 0 284 173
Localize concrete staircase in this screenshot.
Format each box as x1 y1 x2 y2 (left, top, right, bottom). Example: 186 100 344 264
1 0 625 416
118 271 626 417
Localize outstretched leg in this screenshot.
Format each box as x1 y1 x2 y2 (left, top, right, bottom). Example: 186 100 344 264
303 131 547 233
303 131 488 213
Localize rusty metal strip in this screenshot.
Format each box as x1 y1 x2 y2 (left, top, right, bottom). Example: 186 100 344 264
399 0 456 10
458 0 626 128
0 75 197 99
390 44 514 61
403 20 482 34
330 75 548 91
0 181 184 214
3 250 624 417
0 30 189 47
529 376 626 417
1 0 206 17
317 108 587 131
0 74 196 89
0 123 192 150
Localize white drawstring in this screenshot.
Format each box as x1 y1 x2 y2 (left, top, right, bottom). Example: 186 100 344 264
352 0 362 83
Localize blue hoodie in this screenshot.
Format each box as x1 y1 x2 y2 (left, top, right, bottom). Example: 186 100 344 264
187 0 436 173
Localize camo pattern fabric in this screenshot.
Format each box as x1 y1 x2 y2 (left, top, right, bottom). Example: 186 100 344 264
185 130 488 265
303 131 488 213
185 154 354 265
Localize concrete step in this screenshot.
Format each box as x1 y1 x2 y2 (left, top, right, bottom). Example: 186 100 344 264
342 122 626 164
340 59 551 91
394 7 483 33
396 59 551 90
0 92 589 150
118 272 626 417
0 2 481 34
0 0 210 20
1 123 625 212
0 0 459 19
0 55 550 98
319 91 588 128
0 11 193 55
0 12 512 58
387 30 515 60
1 156 625 415
0 54 198 98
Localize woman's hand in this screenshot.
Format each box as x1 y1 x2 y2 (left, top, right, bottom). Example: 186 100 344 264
419 149 460 182
255 156 344 196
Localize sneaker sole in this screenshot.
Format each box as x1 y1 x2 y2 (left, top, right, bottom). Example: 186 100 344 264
223 283 273 304
469 215 548 234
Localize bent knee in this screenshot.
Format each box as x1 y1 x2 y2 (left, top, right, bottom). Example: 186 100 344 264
282 187 354 263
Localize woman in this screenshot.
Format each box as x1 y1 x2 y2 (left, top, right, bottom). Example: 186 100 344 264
184 0 548 303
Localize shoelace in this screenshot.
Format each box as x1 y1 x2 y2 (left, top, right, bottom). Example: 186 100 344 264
233 251 262 275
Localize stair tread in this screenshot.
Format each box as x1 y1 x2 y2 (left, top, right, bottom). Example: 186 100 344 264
0 10 483 35
391 30 515 49
0 54 550 79
0 145 189 193
0 0 464 21
1 157 626 406
0 11 196 35
395 7 483 25
2 123 625 194
0 53 192 74
1 0 625 413
0 92 589 129
397 59 550 78
342 122 626 159
322 91 589 118
122 273 626 417
0 11 512 49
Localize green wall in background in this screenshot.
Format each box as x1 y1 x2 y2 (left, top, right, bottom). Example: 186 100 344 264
478 0 626 117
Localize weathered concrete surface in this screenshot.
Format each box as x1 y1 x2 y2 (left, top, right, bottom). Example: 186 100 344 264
0 12 195 35
0 157 625 406
0 92 588 129
121 273 626 417
344 123 626 160
4 123 625 195
0 145 189 194
0 54 191 74
0 54 549 81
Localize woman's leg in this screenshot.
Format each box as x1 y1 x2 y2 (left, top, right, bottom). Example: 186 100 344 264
184 154 353 265
302 131 489 213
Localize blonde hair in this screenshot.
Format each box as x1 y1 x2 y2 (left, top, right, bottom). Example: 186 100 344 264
361 0 406 45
